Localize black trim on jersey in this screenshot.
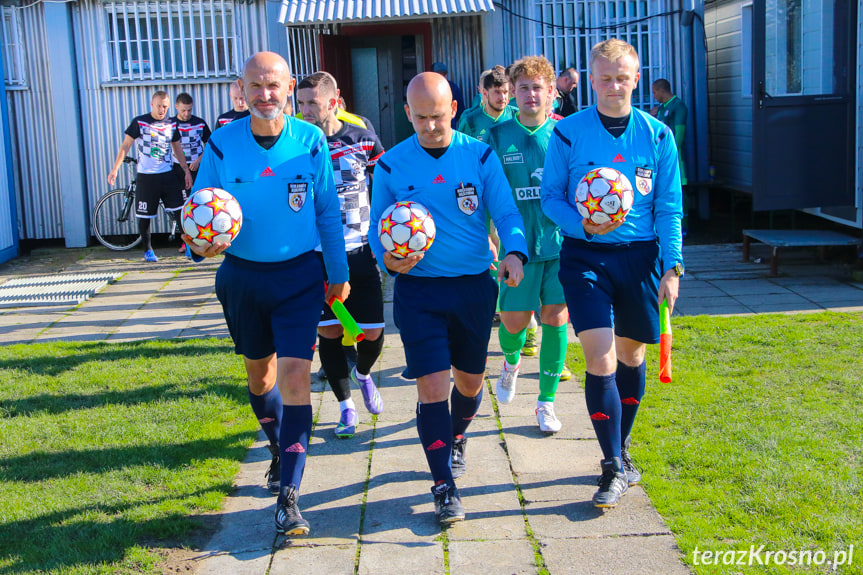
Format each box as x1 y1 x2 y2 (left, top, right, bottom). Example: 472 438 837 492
377 159 391 174
210 141 223 160
479 147 492 164
553 127 572 147
311 140 323 158
655 128 669 144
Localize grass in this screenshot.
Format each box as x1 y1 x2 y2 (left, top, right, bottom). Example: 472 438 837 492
0 339 258 575
566 311 863 574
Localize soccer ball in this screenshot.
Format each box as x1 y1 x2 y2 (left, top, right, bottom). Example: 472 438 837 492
181 188 243 247
378 201 435 258
572 167 634 225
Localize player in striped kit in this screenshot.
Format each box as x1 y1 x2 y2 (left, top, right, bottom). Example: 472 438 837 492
541 39 683 508
108 90 192 262
297 71 387 439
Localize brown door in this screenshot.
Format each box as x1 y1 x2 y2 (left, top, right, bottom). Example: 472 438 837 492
319 35 355 110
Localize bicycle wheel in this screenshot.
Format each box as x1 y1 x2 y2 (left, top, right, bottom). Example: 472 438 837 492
92 189 142 250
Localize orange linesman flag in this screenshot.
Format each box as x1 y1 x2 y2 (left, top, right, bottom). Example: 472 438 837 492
659 299 672 383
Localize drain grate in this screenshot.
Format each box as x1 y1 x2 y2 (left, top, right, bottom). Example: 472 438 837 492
0 273 122 308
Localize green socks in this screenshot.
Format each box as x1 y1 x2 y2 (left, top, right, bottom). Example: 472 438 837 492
498 324 526 366
538 323 567 402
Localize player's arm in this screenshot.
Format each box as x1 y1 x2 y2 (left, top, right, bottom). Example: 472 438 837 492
191 124 213 172
653 126 684 311
539 127 584 237
171 129 193 189
480 147 527 287
365 134 385 188
107 135 135 186
312 136 349 286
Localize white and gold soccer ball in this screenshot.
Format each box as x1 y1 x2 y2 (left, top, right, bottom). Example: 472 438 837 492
181 187 243 247
378 201 436 259
572 167 634 225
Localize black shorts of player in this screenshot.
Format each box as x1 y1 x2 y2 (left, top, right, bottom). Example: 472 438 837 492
172 163 194 194
394 271 498 379
135 171 186 218
558 237 661 344
318 244 385 330
216 251 324 361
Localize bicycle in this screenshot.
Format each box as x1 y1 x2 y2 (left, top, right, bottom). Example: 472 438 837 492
92 157 180 250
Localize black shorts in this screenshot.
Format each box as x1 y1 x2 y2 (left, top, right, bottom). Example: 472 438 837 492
319 244 385 329
135 171 186 218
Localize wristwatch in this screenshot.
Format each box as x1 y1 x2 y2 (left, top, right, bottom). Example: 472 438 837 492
671 262 684 277
511 251 528 265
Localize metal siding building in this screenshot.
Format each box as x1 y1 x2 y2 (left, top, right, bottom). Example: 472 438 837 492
705 0 860 228
0 0 272 243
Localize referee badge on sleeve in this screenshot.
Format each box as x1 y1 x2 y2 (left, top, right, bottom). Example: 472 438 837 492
455 182 479 216
635 167 653 196
288 182 308 212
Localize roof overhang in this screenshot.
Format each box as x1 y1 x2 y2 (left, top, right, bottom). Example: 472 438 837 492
279 0 494 26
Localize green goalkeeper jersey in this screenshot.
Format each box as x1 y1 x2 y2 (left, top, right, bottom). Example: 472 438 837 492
486 116 561 262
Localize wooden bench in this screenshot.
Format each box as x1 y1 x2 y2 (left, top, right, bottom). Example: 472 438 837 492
742 229 860 276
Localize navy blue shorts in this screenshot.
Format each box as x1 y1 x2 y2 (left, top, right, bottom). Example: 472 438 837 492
394 272 498 379
216 251 324 360
558 237 661 344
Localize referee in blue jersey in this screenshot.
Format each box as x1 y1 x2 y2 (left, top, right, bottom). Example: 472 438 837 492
369 72 528 526
187 52 350 537
541 39 684 508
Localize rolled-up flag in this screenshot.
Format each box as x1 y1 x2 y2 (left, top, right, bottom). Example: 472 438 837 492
328 296 366 345
659 298 672 383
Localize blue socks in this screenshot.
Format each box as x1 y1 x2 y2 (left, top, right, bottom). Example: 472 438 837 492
584 372 622 461
617 360 646 442
416 400 453 485
451 386 482 438
248 385 282 446
279 404 312 489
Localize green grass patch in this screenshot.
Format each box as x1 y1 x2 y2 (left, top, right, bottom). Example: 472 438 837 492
0 339 258 574
567 311 863 574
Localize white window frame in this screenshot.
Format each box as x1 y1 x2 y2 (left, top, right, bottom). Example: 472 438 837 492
534 0 668 112
1 6 27 88
102 0 241 83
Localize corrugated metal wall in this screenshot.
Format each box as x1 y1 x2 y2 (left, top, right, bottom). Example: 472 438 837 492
1 0 272 241
500 0 535 65
5 4 63 241
431 16 484 110
705 0 753 192
73 0 271 236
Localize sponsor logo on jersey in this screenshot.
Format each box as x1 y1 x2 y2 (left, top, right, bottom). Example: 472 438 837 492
261 166 275 177
288 182 308 212
635 166 653 195
613 153 626 163
455 183 478 215
515 186 541 201
531 168 543 183
433 174 447 184
503 152 524 164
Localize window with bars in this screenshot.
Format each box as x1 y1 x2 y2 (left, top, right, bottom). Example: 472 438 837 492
534 0 667 111
104 0 239 82
1 6 26 88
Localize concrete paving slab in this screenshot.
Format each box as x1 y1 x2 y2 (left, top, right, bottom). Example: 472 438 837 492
270 544 356 574
357 541 443 575
507 434 602 476
542 535 691 575
193 549 273 575
449 540 538 574
524 487 673 539
708 280 794 296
